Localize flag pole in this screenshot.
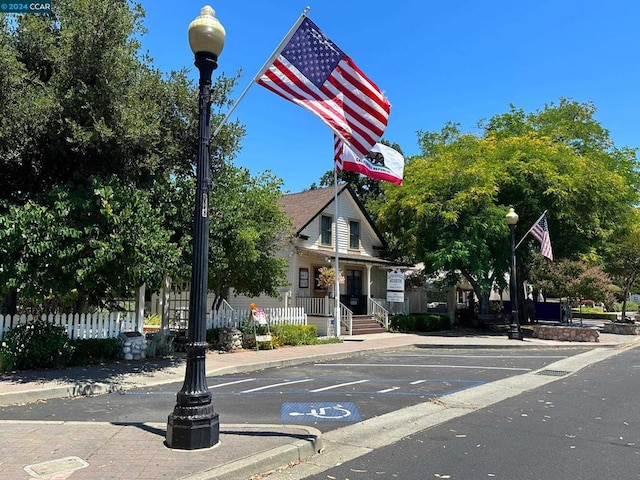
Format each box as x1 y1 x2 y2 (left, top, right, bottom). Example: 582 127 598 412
333 169 341 338
211 6 310 138
515 210 547 250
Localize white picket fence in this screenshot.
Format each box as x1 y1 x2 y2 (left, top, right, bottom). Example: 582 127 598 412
0 307 308 342
0 312 141 342
207 307 307 329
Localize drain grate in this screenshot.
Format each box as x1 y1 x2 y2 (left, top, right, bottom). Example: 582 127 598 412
536 369 570 377
24 456 89 478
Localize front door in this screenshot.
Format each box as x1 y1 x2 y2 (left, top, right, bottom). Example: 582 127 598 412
342 268 366 314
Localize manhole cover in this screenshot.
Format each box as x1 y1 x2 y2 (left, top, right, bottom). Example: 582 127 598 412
536 369 570 377
24 456 89 478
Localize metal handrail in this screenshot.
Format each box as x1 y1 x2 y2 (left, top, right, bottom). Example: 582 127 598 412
368 297 389 329
339 303 353 336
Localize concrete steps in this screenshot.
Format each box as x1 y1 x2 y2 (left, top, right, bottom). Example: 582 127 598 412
343 315 387 335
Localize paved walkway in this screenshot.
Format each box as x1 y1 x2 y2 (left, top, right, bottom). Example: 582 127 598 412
1 329 638 480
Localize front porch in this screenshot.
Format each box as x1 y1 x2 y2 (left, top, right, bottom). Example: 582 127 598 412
296 296 389 336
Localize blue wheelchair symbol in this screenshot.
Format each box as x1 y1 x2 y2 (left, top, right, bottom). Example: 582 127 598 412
281 402 361 422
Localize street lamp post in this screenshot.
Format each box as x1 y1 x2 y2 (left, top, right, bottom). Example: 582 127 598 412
505 208 523 340
166 5 225 450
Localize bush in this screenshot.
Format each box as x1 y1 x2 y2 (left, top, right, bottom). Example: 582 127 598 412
2 319 74 370
270 324 318 346
206 327 228 350
146 333 174 358
68 338 121 366
389 314 451 333
570 311 617 321
0 349 16 373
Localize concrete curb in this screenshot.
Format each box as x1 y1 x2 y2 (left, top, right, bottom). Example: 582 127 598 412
181 424 323 480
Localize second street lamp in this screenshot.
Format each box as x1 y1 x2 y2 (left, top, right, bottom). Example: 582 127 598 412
506 207 523 340
166 5 225 450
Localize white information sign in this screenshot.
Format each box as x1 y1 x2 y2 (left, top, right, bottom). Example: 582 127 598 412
386 270 405 291
387 291 405 303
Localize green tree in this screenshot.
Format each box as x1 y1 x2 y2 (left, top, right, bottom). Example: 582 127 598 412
604 212 640 321
208 166 291 310
0 177 182 312
530 258 615 315
378 100 639 318
377 128 509 314
0 1 248 311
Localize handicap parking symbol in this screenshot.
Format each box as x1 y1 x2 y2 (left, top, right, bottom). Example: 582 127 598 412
281 402 361 422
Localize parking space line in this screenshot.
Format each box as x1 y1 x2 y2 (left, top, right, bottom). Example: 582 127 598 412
210 378 256 389
241 379 313 393
316 363 531 372
395 354 568 359
378 387 400 393
309 380 370 392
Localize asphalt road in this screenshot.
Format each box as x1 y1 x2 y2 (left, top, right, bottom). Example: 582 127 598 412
285 345 640 480
1 346 590 434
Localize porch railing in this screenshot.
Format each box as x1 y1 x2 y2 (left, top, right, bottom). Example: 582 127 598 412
295 297 332 316
340 303 353 336
369 298 389 329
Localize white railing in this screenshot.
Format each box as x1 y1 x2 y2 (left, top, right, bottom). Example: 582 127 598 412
295 297 332 316
339 303 353 336
369 298 389 329
0 312 140 341
208 307 307 329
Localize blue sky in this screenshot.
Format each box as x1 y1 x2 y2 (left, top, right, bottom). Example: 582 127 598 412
141 1 640 193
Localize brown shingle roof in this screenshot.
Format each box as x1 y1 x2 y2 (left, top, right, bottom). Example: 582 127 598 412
278 184 348 234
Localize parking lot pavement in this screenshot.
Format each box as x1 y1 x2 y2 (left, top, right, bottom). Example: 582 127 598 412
1 331 638 480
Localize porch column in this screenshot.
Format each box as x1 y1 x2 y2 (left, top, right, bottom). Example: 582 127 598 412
366 264 372 305
135 283 146 333
160 275 171 336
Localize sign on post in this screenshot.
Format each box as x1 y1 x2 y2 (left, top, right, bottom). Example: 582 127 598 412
386 269 405 303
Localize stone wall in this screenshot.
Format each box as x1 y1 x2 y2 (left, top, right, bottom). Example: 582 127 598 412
601 322 640 335
219 327 243 351
530 325 599 342
118 331 147 360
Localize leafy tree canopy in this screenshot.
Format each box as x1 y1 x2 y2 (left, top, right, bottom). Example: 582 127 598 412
377 99 639 313
208 166 291 310
0 1 291 314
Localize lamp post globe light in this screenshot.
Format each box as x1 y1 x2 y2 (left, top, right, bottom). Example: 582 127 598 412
506 207 523 340
166 5 225 450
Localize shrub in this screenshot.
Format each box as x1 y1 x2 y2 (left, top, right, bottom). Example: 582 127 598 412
390 314 451 333
2 319 74 370
68 338 121 366
0 348 16 373
270 324 318 346
146 333 174 358
205 327 221 349
570 311 618 321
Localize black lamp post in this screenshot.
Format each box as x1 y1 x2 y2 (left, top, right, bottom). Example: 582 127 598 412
166 5 225 450
506 207 523 340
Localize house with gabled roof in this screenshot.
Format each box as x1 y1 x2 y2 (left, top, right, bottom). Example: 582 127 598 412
227 184 404 335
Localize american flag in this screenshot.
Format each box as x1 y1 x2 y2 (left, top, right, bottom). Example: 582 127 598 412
257 17 390 158
531 213 553 260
